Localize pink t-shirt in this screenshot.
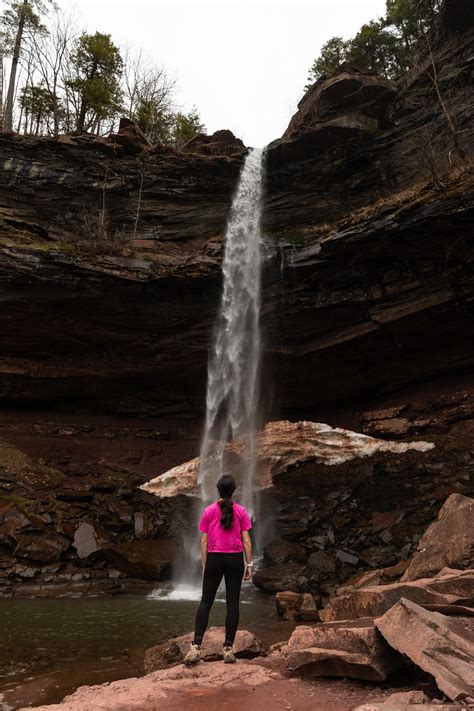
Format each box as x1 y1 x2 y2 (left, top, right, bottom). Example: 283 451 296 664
199 501 252 553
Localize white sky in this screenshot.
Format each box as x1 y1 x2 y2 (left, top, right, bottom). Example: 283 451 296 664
56 0 387 146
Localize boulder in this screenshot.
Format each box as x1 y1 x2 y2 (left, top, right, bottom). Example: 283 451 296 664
109 118 151 155
253 562 308 592
72 522 108 559
401 494 474 582
263 538 307 566
182 129 245 156
283 618 402 681
14 531 69 563
144 626 264 672
142 420 434 498
336 560 409 596
283 70 397 139
307 550 336 574
320 569 474 621
275 591 319 621
102 540 175 580
375 598 474 702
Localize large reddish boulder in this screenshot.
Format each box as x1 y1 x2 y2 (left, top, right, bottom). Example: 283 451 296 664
401 494 474 582
375 598 474 702
283 618 402 681
320 569 474 621
142 420 434 498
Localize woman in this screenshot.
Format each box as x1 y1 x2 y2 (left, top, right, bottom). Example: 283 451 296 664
184 474 253 665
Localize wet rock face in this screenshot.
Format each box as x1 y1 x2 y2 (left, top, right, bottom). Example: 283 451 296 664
283 69 397 139
265 25 473 231
0 430 195 596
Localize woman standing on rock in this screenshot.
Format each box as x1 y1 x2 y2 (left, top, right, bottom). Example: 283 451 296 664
184 474 253 665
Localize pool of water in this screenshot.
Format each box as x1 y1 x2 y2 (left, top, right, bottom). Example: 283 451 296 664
0 585 293 709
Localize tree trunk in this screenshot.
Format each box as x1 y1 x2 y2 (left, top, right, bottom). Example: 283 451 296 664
3 2 28 132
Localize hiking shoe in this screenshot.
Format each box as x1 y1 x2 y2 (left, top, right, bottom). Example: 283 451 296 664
184 643 201 666
223 646 236 664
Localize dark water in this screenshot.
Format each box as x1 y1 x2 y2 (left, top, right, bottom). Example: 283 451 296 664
0 585 291 709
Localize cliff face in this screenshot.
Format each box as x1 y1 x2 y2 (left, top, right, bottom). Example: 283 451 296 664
0 5 473 594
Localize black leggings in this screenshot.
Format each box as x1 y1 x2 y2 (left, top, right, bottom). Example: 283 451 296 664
193 552 245 647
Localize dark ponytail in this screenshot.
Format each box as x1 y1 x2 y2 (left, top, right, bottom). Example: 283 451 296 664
217 474 236 530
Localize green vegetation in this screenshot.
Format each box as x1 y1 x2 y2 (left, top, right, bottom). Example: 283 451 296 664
307 0 443 83
0 2 205 146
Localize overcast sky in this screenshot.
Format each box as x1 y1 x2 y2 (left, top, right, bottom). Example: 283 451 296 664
57 0 387 146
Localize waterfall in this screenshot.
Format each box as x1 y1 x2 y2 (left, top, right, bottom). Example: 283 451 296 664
150 148 265 601
198 147 265 517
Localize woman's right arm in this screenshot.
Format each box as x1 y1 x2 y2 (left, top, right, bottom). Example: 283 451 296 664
241 530 252 580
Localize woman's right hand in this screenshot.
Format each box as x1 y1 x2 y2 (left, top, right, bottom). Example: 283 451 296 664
243 563 252 581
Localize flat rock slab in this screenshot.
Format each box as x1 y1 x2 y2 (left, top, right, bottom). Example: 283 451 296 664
375 598 474 702
320 569 474 621
402 493 474 582
282 618 402 681
141 420 433 497
23 659 283 711
144 627 264 672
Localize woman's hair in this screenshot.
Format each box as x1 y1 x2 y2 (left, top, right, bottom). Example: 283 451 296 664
217 474 236 529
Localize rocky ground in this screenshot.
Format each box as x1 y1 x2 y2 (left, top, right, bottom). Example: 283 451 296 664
13 493 474 711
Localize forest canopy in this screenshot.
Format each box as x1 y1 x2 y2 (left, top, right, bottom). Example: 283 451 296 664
307 0 443 84
0 1 205 144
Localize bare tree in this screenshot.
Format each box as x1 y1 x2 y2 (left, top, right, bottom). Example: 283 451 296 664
26 7 78 136
2 0 52 132
122 47 176 142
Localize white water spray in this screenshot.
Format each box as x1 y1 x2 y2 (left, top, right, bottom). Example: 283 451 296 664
198 147 265 517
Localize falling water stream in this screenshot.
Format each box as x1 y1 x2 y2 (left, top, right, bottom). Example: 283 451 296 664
153 147 266 599
198 146 265 515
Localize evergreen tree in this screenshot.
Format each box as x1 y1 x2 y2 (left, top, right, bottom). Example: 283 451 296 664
306 0 442 85
171 107 205 148
307 37 349 83
347 20 401 77
66 32 123 133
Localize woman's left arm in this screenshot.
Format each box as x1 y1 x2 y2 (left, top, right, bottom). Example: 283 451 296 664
200 533 208 573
